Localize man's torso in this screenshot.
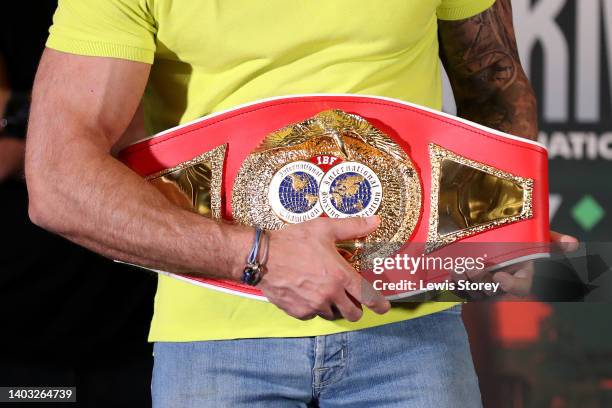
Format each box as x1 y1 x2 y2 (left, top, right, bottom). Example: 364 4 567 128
47 0 494 341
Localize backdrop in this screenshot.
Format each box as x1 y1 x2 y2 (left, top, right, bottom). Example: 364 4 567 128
445 1 612 407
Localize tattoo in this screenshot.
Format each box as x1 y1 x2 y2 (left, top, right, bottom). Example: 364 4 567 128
439 0 538 140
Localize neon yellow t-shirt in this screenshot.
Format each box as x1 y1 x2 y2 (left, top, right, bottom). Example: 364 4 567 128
46 0 495 341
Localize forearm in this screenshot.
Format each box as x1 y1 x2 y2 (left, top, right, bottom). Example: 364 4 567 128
27 133 251 280
26 49 251 281
439 0 538 140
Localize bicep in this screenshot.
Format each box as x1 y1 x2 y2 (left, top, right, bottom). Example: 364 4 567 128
29 48 150 152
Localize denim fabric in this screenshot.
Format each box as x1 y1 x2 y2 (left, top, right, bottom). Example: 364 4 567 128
152 306 481 407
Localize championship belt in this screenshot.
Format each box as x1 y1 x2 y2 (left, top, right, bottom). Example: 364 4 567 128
119 95 550 300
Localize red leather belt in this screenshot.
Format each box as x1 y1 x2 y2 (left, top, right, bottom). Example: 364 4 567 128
119 94 550 300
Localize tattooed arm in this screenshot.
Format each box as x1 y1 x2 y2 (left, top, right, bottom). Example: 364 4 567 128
439 2 579 297
438 0 538 140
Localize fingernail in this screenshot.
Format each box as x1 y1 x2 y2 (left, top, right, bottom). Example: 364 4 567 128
560 235 579 252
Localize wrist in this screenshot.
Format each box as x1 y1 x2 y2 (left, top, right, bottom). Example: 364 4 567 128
240 228 269 286
223 223 258 281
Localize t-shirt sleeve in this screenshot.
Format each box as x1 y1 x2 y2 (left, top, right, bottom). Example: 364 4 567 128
437 0 496 21
46 0 157 64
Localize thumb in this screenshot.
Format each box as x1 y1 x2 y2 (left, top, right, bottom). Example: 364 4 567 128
329 215 380 241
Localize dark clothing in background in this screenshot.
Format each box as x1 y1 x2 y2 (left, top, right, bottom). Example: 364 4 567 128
0 2 55 92
0 183 155 365
0 3 156 406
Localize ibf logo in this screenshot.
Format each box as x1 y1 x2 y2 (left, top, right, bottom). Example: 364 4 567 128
268 155 383 223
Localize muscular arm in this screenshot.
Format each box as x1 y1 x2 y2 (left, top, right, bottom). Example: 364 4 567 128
438 0 538 140
26 49 388 321
26 49 252 279
439 2 579 296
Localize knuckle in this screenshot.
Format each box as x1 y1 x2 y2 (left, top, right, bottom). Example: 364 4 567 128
316 305 335 320
283 307 300 319
319 313 335 321
292 309 314 321
345 309 363 322
278 301 315 321
311 295 328 310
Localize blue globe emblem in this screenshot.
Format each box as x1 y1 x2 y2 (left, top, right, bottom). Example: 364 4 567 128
329 172 372 215
278 172 320 214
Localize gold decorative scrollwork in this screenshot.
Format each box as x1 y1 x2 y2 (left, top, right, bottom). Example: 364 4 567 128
232 110 422 267
427 143 533 253
146 144 227 219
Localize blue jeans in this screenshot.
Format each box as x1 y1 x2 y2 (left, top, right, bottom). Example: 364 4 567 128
152 306 481 407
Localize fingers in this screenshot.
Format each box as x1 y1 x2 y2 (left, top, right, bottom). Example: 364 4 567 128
462 268 497 297
285 299 360 322
319 259 373 322
327 215 380 241
264 215 387 323
492 264 534 296
311 253 390 322
333 294 364 322
349 276 391 315
550 231 579 252
337 255 390 315
463 266 490 284
282 305 317 321
282 304 333 321
315 305 337 321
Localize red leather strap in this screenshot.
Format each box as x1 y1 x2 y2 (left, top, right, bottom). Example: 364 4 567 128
119 95 550 300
